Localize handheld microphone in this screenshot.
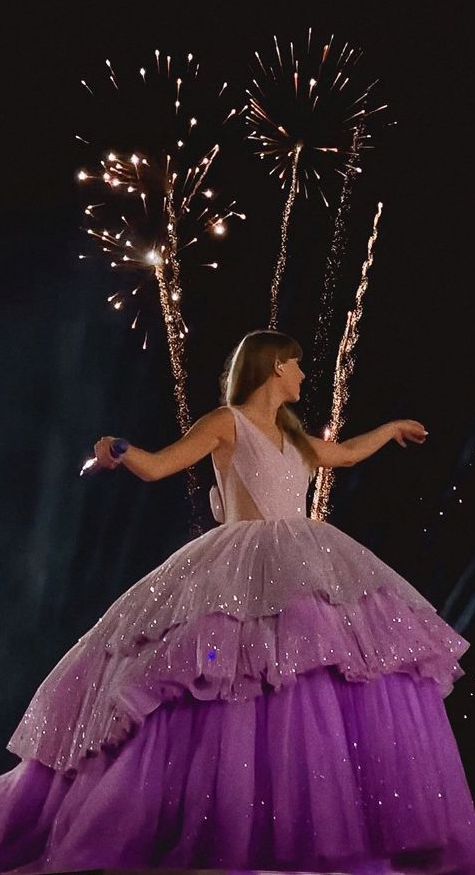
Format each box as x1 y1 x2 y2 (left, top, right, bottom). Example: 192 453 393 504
80 438 130 477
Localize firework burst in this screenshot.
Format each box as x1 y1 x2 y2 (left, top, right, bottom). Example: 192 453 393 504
310 202 384 521
76 51 244 528
247 31 386 200
76 61 244 400
246 30 387 326
78 141 229 432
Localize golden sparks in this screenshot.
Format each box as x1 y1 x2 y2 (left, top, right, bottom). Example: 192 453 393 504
311 201 384 521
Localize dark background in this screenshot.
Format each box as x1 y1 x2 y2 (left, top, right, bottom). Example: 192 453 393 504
0 0 473 788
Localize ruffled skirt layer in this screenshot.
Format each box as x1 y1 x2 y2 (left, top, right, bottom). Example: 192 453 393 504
1 666 474 874
7 519 469 776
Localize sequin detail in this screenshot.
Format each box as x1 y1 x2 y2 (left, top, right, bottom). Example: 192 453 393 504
7 407 470 776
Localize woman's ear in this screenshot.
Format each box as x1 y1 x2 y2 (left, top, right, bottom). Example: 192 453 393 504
274 360 284 375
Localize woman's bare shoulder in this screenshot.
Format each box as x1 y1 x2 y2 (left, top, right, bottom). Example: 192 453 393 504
205 407 236 474
206 405 235 444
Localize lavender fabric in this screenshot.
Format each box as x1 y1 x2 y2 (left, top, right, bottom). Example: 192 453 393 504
1 405 474 873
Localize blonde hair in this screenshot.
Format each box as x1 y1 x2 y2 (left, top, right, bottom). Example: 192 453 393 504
220 330 318 473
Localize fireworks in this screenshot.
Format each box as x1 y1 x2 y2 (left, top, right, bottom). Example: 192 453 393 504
268 144 301 329
247 32 386 199
76 50 244 440
246 31 387 327
310 202 384 521
76 52 245 530
305 126 364 424
78 145 213 435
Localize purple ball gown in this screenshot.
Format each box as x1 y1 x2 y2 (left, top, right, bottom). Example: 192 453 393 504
0 406 474 874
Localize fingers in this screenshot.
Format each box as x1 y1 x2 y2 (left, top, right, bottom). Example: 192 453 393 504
94 437 119 469
401 420 427 432
394 420 428 450
405 432 426 445
403 428 428 445
404 422 429 439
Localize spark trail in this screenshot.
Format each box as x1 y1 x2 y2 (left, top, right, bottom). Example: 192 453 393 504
311 202 384 521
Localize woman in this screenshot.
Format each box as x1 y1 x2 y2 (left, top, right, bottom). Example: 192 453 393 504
0 330 473 875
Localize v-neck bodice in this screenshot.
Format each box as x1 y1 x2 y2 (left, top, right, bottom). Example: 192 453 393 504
235 408 286 455
210 406 311 524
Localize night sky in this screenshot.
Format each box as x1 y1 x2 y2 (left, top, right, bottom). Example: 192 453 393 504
0 0 473 786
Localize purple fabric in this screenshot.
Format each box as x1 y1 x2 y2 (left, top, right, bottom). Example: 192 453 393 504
1 667 474 874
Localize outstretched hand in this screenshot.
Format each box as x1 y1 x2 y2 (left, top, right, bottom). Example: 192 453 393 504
392 420 428 448
94 436 122 470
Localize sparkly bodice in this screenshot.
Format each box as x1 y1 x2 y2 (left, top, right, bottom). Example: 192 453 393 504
210 406 311 524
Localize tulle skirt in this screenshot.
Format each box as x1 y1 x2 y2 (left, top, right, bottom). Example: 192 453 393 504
1 665 474 874
2 518 474 872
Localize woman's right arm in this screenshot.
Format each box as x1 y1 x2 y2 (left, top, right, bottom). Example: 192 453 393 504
305 419 428 468
94 407 234 482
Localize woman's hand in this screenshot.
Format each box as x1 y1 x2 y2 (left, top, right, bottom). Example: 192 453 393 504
391 420 428 448
94 436 122 470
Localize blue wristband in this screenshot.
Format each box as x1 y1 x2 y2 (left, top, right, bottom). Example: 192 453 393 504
110 438 130 460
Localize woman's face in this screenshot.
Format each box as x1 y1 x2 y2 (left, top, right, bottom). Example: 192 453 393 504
278 357 305 402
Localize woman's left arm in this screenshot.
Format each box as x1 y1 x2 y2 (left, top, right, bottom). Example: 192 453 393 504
306 420 428 469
